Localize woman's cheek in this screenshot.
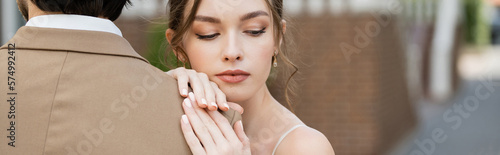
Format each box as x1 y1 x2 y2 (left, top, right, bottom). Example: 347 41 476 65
188 51 211 71
185 41 219 71
244 35 274 58
248 46 274 83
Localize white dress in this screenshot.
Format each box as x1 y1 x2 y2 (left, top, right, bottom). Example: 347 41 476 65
271 124 307 155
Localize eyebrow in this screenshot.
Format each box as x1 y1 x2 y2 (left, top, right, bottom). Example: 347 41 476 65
195 15 221 23
240 10 269 21
194 10 269 24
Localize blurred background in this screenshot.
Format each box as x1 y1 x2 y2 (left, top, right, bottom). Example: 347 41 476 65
2 0 500 154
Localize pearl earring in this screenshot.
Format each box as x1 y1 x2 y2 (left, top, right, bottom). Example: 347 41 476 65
273 51 278 67
179 57 187 68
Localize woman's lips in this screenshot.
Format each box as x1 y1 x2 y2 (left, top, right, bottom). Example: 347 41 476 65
216 70 250 83
217 75 249 83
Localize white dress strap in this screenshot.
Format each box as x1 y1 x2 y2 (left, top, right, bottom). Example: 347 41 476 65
271 124 307 155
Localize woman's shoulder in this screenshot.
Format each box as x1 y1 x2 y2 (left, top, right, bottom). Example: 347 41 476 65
274 126 335 155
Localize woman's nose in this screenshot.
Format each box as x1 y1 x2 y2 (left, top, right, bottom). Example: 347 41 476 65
224 53 242 61
222 33 243 62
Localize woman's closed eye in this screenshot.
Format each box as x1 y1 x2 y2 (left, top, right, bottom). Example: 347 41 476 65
244 27 266 37
195 27 266 40
196 33 220 40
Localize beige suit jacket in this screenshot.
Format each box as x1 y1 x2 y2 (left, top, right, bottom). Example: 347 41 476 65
0 26 241 155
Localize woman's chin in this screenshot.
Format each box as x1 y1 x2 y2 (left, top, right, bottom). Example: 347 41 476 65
226 95 249 103
225 91 253 104
219 82 264 104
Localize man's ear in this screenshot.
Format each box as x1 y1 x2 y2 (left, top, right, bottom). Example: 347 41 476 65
17 0 29 21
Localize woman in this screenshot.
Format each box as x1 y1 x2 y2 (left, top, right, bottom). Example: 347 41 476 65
164 0 335 154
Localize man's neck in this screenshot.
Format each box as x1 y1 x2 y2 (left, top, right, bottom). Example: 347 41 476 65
26 3 106 21
25 0 60 20
25 15 123 37
28 12 59 20
29 13 108 20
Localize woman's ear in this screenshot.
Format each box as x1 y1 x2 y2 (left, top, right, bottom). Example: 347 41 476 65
166 29 175 45
166 29 185 62
279 20 287 47
282 20 287 34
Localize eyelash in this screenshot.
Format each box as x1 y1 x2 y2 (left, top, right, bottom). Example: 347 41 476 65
244 27 267 37
196 33 220 40
196 27 267 40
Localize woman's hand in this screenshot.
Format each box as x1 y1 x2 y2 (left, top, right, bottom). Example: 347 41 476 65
180 96 251 155
167 67 229 111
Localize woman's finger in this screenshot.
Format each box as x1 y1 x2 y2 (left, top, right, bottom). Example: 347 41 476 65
210 82 229 111
227 102 244 115
234 121 249 144
190 97 230 147
180 115 206 155
234 121 251 154
186 70 208 108
197 73 217 111
165 68 189 97
206 110 240 145
174 68 190 97
182 98 217 151
188 92 197 104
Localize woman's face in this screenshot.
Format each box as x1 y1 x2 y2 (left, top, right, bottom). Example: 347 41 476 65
182 0 276 102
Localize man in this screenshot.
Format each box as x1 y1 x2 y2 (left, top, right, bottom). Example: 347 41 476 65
0 0 241 154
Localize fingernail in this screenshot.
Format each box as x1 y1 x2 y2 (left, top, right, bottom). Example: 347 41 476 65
184 98 192 108
182 115 189 124
211 102 218 109
240 121 244 130
188 92 196 102
223 103 229 110
201 98 208 106
182 89 188 96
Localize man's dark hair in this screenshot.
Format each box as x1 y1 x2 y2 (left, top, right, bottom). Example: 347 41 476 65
31 0 131 21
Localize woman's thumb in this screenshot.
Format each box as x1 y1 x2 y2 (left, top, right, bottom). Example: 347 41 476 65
234 120 249 145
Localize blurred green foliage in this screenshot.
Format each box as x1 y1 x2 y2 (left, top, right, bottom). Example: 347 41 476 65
463 0 490 45
144 21 178 72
